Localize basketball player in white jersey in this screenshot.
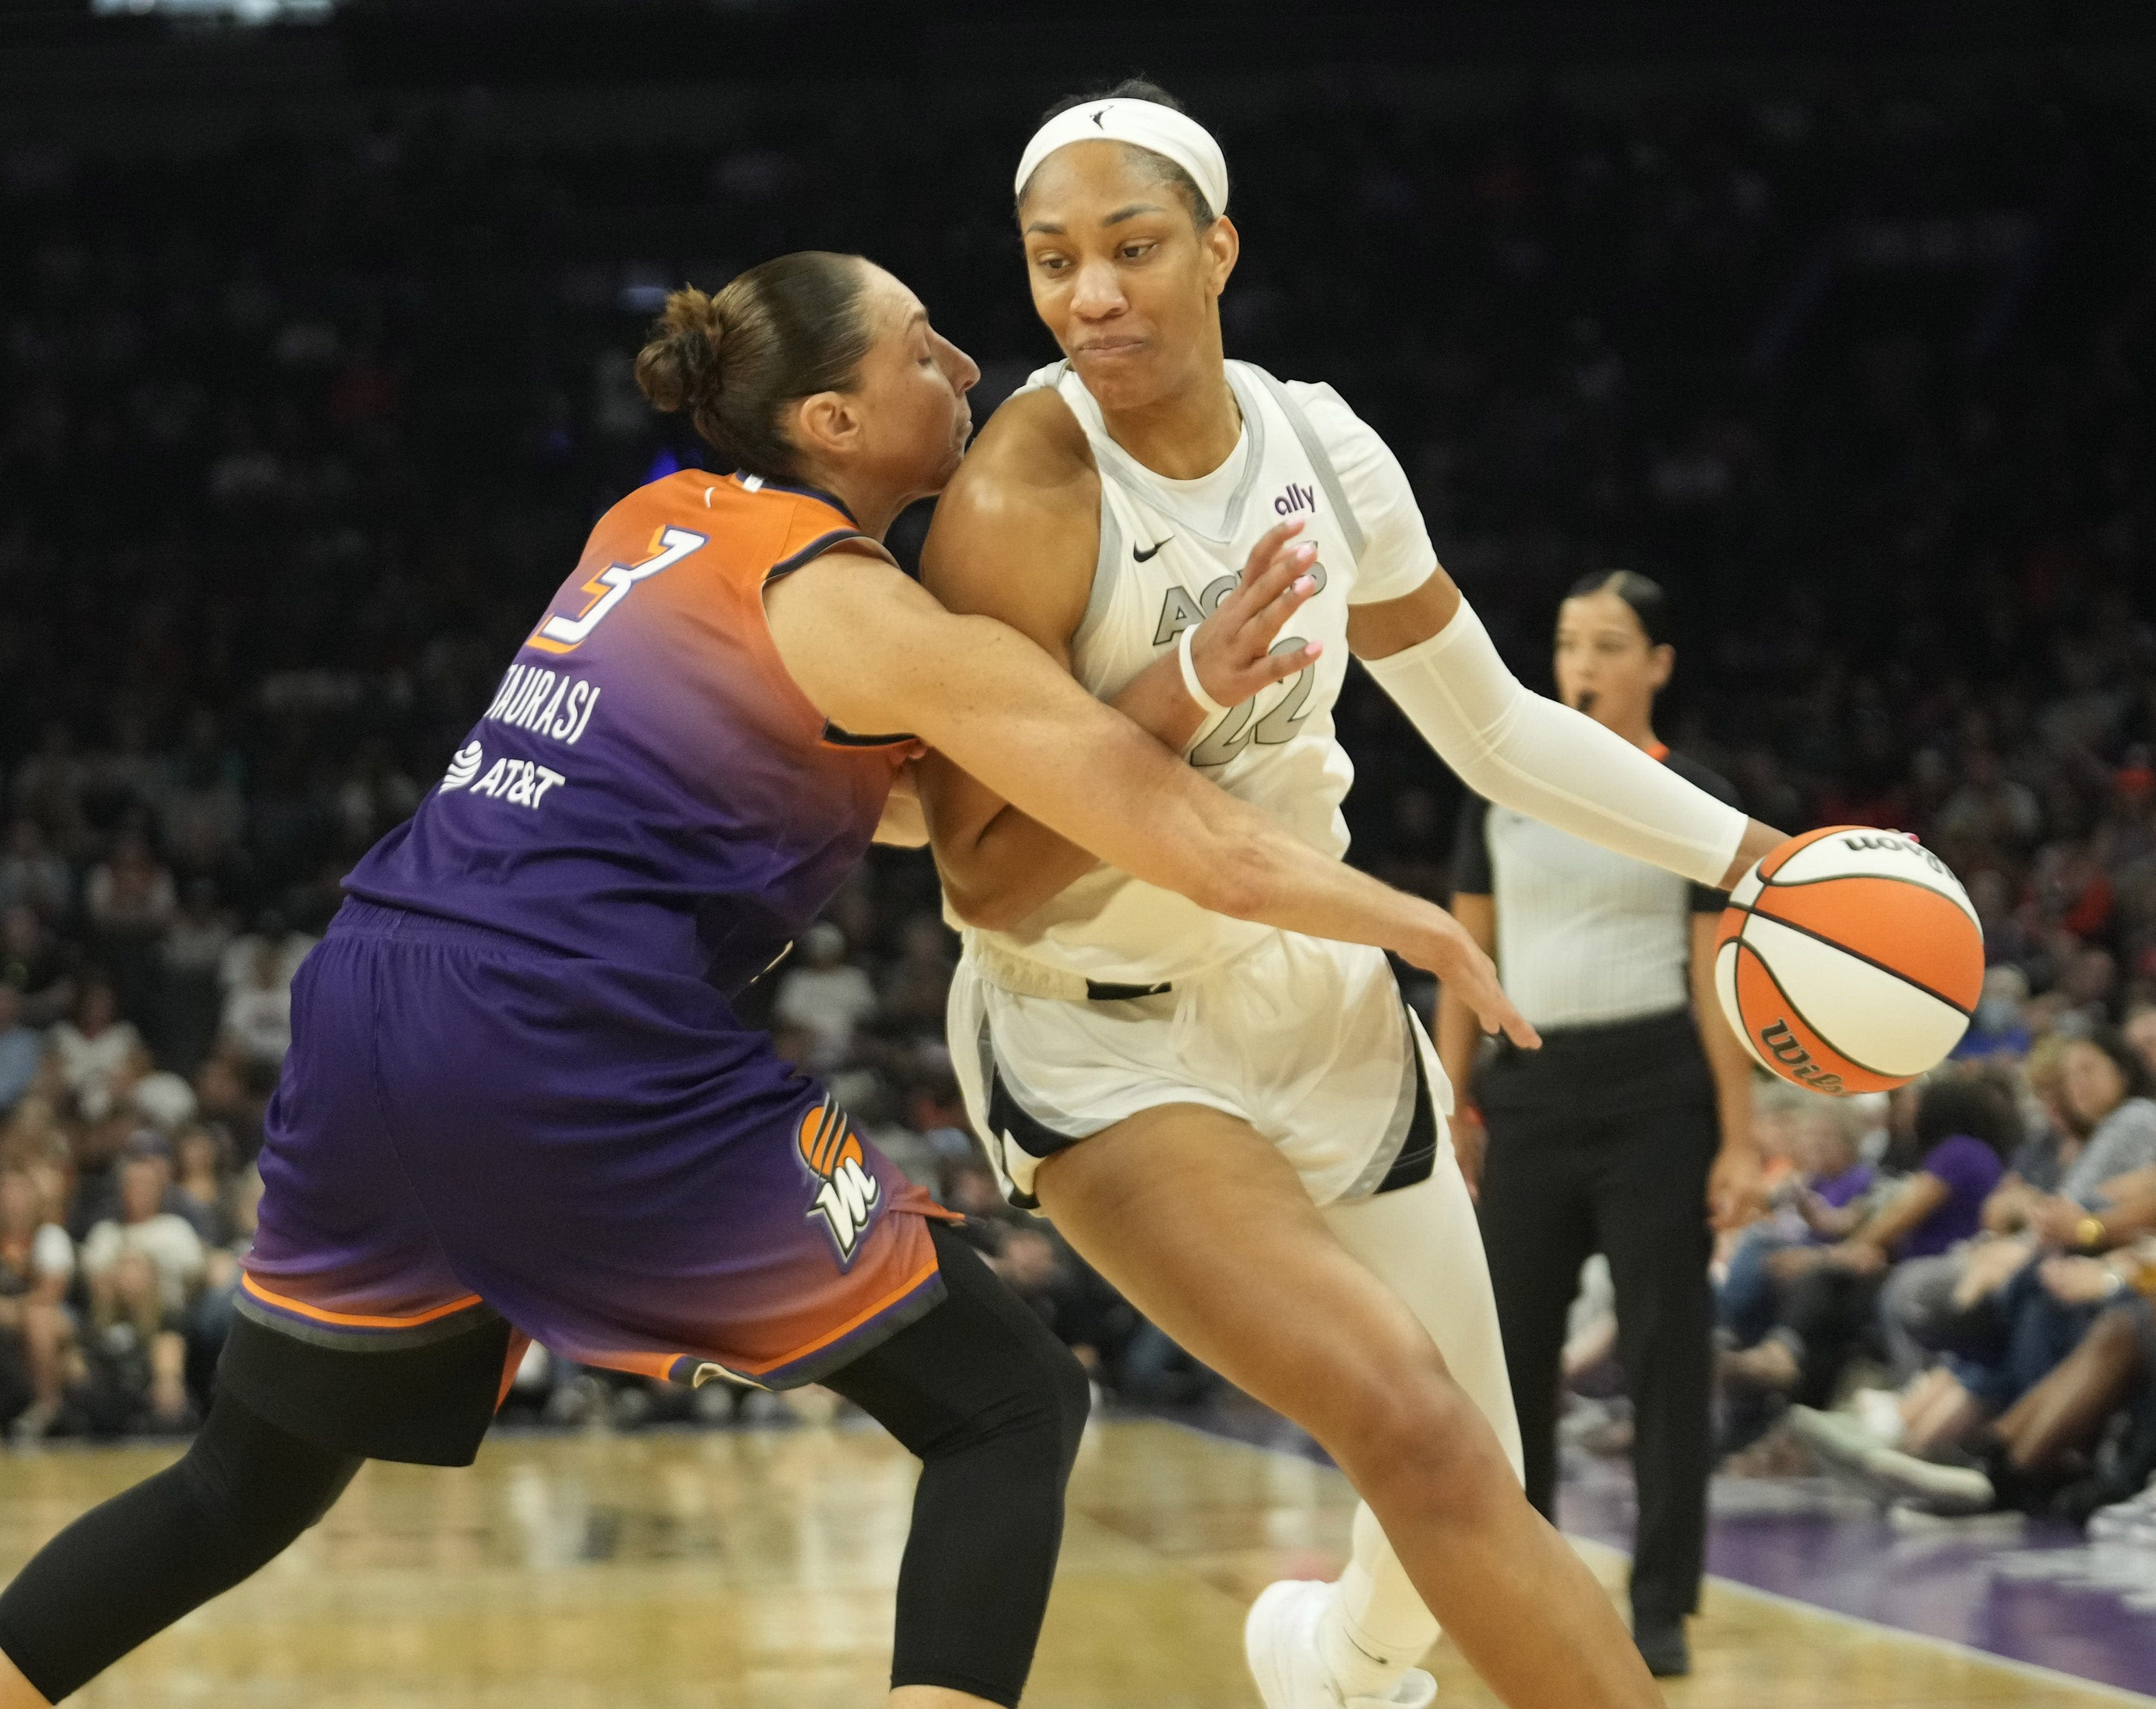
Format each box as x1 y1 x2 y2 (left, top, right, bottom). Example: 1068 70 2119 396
917 83 1784 1709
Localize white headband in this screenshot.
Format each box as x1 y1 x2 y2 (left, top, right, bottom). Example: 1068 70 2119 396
1013 97 1229 218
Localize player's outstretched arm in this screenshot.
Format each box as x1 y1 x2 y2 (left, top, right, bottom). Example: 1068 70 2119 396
765 545 1536 1045
1348 569 1784 889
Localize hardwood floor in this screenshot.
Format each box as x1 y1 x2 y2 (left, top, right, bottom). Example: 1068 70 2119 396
0 1418 2140 1706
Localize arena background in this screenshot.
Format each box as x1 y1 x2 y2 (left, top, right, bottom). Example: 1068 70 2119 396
4 3 2156 1694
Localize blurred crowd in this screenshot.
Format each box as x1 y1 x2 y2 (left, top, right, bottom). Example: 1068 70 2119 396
1688 1026 2156 1540
2 71 2154 1540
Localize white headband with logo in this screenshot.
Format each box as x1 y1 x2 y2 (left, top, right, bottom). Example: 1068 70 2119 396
1013 97 1229 218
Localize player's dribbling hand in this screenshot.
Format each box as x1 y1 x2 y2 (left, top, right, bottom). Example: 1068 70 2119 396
1408 909 1540 1049
1185 519 1325 710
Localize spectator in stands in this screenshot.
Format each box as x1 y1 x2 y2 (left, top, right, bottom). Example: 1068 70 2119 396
216 939 292 1070
43 974 145 1124
191 1051 268 1164
2126 1000 2156 1080
79 1139 204 1431
160 878 235 1073
1954 966 2034 1062
1718 1091 1876 1351
1720 1074 2020 1408
10 725 89 860
217 911 315 1001
774 922 877 1072
0 1164 75 1445
0 989 41 1120
0 905 74 1029
0 820 71 923
167 1121 235 1248
1812 1257 2156 1521
82 831 176 949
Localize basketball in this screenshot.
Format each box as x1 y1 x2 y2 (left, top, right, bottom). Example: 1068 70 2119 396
1715 827 1984 1095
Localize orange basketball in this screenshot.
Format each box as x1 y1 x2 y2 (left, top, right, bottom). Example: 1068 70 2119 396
1714 827 1984 1096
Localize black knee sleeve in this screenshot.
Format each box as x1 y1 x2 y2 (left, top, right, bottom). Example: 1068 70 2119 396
826 1223 1091 1708
0 1393 361 1702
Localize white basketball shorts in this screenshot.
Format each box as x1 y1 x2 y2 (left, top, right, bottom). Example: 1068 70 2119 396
948 930 1453 1208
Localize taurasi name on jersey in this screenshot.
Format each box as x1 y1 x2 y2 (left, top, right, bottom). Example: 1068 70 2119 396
484 662 602 746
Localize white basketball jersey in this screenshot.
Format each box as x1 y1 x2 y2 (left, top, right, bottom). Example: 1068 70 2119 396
970 358 1424 985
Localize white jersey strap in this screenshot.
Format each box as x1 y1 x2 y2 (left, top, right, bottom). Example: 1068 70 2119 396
1238 363 1367 565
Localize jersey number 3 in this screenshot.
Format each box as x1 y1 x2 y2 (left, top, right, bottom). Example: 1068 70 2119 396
528 526 708 655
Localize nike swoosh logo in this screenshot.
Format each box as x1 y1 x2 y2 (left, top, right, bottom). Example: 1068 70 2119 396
1133 538 1171 562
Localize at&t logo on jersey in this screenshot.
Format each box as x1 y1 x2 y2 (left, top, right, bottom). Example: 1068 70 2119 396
438 743 566 810
796 1098 881 1268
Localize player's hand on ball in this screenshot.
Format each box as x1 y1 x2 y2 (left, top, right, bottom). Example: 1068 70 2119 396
1411 911 1540 1049
1186 519 1325 709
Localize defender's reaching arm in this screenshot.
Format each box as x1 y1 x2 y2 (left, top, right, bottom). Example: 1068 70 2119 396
764 541 1535 1045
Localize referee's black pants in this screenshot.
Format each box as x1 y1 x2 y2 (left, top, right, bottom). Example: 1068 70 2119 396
1475 1008 1718 1627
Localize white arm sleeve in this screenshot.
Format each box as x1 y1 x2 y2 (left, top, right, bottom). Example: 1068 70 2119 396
1362 599 1748 888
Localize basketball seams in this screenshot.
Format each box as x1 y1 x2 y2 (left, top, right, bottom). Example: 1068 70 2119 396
1723 898 1976 1018
1757 866 1980 928
1734 938 1901 1087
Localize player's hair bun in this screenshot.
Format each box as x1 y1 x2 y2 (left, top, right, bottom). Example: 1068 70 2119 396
634 287 728 417
629 253 876 481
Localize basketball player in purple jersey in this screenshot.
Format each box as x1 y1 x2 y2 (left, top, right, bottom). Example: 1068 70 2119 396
0 253 1527 1709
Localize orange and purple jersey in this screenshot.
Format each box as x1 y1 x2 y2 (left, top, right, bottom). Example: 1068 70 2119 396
238 475 957 1450
346 470 909 992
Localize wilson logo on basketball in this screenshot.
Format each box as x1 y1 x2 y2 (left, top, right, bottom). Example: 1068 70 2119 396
1838 831 1951 877
1755 1018 1845 1095
796 1099 881 1268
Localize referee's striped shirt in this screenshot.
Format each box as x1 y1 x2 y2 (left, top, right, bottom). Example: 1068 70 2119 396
1451 747 1741 1032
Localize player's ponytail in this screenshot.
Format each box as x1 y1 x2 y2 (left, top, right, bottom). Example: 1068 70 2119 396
635 251 875 483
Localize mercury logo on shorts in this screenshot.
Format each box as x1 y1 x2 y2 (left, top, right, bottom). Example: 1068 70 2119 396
797 1098 881 1268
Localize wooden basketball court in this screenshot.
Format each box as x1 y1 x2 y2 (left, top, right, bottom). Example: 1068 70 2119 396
0 1417 2142 1707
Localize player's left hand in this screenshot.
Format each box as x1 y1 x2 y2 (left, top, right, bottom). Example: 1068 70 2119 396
1407 909 1540 1049
1707 1141 1765 1232
1185 520 1325 712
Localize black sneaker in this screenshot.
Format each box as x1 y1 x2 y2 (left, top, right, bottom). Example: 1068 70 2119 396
1633 1613 1691 1678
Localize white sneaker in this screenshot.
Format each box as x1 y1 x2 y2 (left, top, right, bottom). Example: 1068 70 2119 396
1858 1446 1996 1515
1785 1404 1884 1467
1851 1387 1906 1448
1245 1579 1437 1709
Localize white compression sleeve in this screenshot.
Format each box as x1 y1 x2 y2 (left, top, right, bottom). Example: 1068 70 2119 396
1361 599 1746 888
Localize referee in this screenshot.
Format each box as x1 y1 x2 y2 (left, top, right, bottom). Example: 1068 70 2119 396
1436 569 1763 1679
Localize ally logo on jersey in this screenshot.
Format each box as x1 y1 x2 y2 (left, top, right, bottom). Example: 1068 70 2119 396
796 1097 882 1268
